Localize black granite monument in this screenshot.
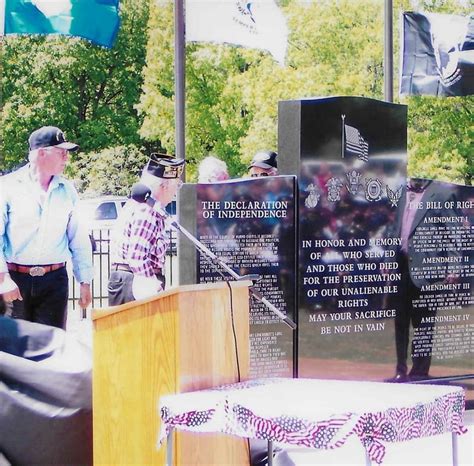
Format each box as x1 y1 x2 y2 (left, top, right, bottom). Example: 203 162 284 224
179 176 297 377
278 96 473 398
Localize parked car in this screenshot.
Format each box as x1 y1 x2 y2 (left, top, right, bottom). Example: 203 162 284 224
78 196 128 231
78 196 177 253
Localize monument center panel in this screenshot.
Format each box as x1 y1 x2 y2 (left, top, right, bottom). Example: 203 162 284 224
279 96 473 393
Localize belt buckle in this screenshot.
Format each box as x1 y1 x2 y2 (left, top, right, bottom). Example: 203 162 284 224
29 266 46 277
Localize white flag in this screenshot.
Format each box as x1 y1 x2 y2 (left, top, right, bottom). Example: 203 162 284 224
185 0 288 65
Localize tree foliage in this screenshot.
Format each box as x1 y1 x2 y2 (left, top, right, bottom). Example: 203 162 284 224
139 0 388 180
1 0 471 190
71 144 148 197
406 96 473 185
138 0 471 184
0 0 150 181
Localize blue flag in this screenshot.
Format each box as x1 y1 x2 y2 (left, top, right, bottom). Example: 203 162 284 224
2 0 120 48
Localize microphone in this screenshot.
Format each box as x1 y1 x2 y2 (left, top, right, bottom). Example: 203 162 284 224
131 183 296 329
131 183 152 204
130 183 173 224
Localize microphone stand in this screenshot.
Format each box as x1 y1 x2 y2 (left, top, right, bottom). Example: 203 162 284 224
157 205 297 330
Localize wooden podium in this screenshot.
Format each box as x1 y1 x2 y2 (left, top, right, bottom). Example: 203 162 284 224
92 281 251 465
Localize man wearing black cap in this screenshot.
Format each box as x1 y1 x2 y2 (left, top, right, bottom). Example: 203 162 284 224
108 154 184 306
248 150 278 178
0 126 93 329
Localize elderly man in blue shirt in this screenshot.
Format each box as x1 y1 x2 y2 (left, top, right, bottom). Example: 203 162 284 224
0 126 93 329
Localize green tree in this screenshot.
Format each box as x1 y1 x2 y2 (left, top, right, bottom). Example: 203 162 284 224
0 0 150 173
396 0 473 185
72 144 148 197
139 0 386 179
139 0 472 184
2 0 470 188
138 1 252 180
407 96 473 185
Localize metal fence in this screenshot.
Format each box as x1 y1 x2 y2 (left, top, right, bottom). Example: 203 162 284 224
68 228 178 311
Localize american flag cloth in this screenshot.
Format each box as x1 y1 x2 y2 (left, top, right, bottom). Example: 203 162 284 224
353 392 467 464
160 406 216 439
229 403 354 449
157 378 467 463
110 199 169 277
344 124 369 161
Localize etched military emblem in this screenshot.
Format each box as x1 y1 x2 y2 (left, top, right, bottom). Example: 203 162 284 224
304 183 320 208
365 178 383 202
386 185 403 207
326 177 344 202
345 170 362 196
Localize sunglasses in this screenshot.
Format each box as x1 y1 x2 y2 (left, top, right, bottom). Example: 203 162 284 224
250 172 269 178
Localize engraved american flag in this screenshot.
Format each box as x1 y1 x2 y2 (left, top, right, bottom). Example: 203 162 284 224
344 124 369 161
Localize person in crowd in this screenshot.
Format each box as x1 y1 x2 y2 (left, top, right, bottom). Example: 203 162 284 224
248 150 278 177
0 126 93 329
386 178 462 382
108 154 184 306
198 155 229 183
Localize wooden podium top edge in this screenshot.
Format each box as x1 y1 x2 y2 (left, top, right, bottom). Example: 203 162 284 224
91 280 253 321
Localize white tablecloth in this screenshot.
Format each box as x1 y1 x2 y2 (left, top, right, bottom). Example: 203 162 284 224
158 378 467 464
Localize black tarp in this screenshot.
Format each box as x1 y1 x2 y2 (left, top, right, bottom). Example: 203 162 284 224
0 317 92 465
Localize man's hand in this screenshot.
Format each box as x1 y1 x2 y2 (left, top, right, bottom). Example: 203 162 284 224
0 272 22 302
78 283 92 309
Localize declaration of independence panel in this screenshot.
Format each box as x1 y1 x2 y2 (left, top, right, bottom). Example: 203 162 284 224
195 177 297 378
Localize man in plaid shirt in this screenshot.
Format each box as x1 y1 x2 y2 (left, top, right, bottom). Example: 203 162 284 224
108 154 184 306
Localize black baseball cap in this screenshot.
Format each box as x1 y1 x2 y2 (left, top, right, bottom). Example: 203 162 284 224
144 153 185 179
249 150 278 170
28 126 79 151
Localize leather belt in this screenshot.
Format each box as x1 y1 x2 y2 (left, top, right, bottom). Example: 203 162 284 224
112 263 133 273
112 263 162 276
7 262 66 277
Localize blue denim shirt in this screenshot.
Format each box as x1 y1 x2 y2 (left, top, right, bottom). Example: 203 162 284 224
0 165 93 284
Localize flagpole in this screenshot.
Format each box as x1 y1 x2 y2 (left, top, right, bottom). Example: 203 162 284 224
174 0 186 169
384 0 393 102
0 0 5 36
0 0 5 156
341 114 345 159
